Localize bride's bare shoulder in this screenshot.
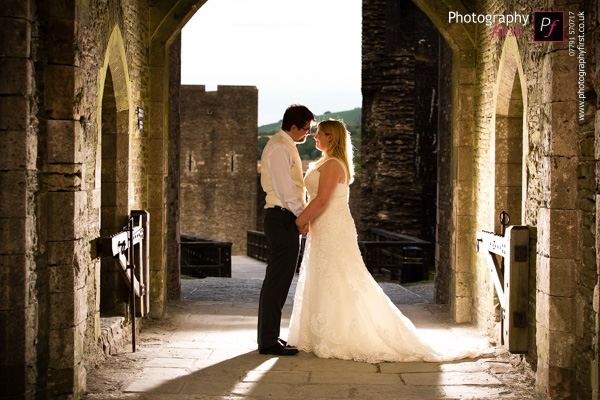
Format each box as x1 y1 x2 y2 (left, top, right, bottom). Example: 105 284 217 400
319 158 345 181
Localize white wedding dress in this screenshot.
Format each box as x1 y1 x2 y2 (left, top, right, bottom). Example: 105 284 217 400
288 158 487 363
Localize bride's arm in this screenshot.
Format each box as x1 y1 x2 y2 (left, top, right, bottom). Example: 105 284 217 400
295 161 344 229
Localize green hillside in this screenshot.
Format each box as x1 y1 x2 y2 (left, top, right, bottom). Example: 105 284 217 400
258 107 361 134
257 107 362 172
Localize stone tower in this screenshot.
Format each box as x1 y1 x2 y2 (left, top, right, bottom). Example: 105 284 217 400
179 85 258 255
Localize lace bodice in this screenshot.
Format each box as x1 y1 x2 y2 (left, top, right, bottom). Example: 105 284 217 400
287 158 487 363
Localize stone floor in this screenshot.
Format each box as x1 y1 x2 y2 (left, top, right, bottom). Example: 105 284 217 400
84 256 537 400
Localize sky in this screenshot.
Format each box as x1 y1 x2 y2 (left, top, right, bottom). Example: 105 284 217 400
181 0 362 126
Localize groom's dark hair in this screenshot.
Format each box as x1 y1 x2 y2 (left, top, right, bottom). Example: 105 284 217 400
281 104 315 131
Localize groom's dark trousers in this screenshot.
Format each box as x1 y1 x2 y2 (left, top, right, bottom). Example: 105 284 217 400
258 206 300 350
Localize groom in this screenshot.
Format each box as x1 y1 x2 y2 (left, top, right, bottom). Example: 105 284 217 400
257 104 314 356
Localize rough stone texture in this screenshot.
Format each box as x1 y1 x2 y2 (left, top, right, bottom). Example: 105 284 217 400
361 0 440 245
179 85 258 256
2 0 600 399
167 34 181 301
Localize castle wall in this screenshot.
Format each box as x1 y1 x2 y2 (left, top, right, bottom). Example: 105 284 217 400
1 0 599 398
179 85 258 256
364 0 600 397
361 0 441 245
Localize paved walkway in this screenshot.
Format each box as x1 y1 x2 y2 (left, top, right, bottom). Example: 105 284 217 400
85 256 536 399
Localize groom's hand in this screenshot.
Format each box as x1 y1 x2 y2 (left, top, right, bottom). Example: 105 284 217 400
297 224 309 236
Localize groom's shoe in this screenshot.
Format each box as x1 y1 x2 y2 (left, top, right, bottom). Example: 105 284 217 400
278 338 295 348
259 343 299 356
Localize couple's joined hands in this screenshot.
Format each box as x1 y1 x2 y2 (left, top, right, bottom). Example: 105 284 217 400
297 221 309 236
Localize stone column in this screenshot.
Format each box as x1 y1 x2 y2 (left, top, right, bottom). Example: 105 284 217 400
44 0 87 396
535 44 579 399
0 2 36 397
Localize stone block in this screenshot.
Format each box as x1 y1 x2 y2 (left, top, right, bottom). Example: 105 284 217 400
459 67 475 84
49 287 87 330
454 180 473 215
45 65 82 120
47 119 83 164
47 17 76 65
548 102 577 157
0 170 26 217
0 96 29 131
544 156 577 209
457 87 474 122
49 262 87 294
48 325 84 382
45 163 83 192
0 0 29 18
147 174 166 209
47 240 76 266
537 208 579 259
0 217 27 254
456 118 475 147
0 308 26 365
452 294 472 323
537 256 575 297
456 146 473 181
0 58 31 95
596 111 600 160
0 254 27 311
47 191 87 241
100 181 129 208
150 68 166 102
100 204 129 233
494 162 523 187
453 272 472 297
0 17 30 57
536 291 574 333
0 132 26 170
148 138 165 174
455 236 472 273
552 51 577 102
536 361 574 399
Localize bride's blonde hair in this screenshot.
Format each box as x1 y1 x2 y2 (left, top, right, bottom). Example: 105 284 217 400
317 119 355 184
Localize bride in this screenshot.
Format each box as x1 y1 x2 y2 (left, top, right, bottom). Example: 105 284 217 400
287 119 487 363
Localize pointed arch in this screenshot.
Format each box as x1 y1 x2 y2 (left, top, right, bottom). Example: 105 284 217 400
97 26 134 315
492 36 527 232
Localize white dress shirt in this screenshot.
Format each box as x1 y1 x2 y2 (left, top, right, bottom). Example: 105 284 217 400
263 130 305 216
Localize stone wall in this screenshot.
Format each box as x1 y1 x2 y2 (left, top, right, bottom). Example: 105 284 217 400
466 0 599 397
167 34 182 300
179 85 258 256
364 0 600 397
2 0 600 398
361 0 440 243
435 38 454 304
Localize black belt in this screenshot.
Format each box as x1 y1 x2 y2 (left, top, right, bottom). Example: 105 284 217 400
269 206 293 214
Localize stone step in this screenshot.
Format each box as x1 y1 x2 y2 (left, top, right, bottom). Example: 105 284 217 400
99 316 126 356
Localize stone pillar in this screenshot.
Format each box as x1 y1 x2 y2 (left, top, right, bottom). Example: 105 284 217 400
148 53 168 318
167 34 181 300
0 1 37 398
450 52 476 323
43 0 87 396
535 45 579 399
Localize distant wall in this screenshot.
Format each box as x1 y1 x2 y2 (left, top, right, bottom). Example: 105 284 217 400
361 0 440 244
179 85 258 255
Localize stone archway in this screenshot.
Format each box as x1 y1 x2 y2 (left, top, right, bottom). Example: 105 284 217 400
145 0 479 323
146 0 208 317
97 25 134 317
492 37 527 232
410 0 478 322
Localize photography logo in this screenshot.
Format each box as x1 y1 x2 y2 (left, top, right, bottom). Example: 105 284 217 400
533 11 564 42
